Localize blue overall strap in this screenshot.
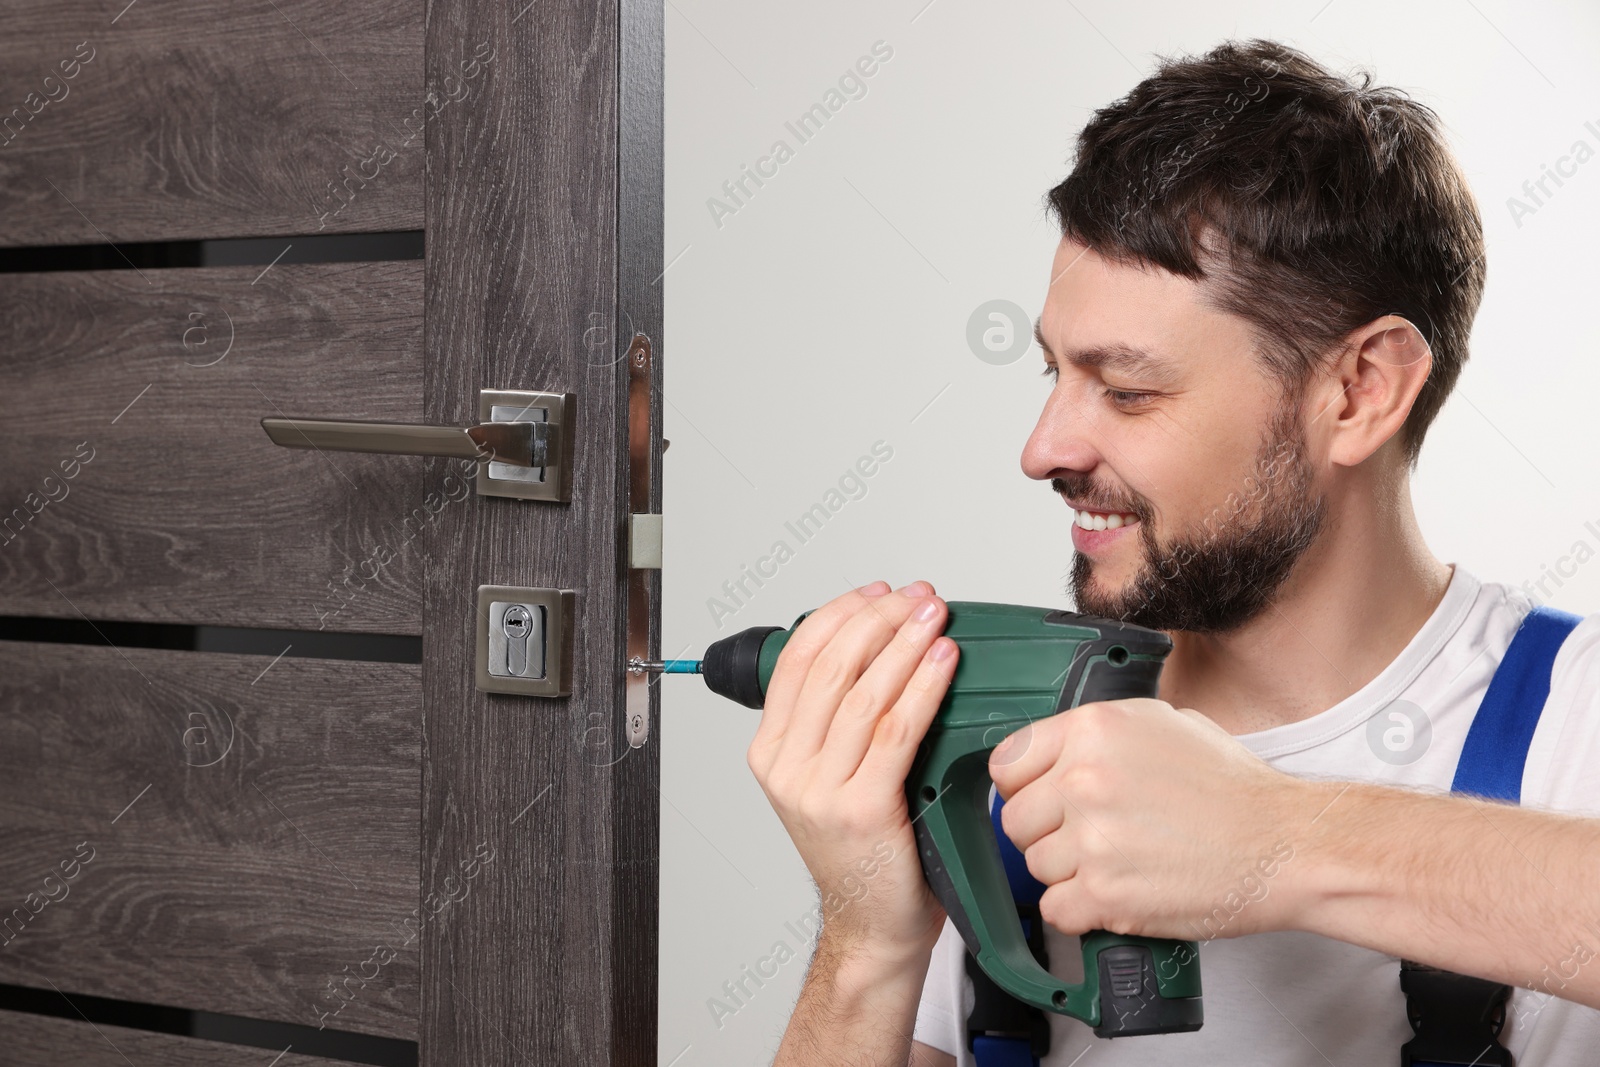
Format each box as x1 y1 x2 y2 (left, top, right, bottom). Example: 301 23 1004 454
1403 604 1582 1067
970 791 1050 1067
1451 605 1582 801
992 788 1048 905
970 1035 1039 1067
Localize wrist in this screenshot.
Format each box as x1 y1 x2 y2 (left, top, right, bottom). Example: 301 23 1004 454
816 925 939 979
826 941 933 1017
1276 779 1392 937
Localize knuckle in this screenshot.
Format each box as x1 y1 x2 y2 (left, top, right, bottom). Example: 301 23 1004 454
999 798 1026 842
1038 885 1070 930
768 642 818 694
1079 827 1115 865
1022 841 1046 877
775 635 824 673
807 648 854 691
1071 701 1111 734
871 711 912 749
835 684 882 724
794 787 831 831
1065 706 1116 754
1060 763 1110 806
905 662 950 699
764 765 800 804
813 590 867 625
998 799 1036 851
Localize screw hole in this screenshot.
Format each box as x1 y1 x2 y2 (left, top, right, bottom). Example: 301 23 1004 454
1108 645 1129 666
1052 989 1068 1008
919 785 938 804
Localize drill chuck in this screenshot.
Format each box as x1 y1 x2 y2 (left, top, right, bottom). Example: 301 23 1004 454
700 625 782 708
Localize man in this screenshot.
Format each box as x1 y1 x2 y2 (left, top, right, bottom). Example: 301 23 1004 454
746 38 1600 1066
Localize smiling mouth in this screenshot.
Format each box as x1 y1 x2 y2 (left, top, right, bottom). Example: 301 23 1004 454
1072 508 1139 532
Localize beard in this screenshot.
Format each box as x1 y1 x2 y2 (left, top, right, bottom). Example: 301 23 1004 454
1060 401 1325 634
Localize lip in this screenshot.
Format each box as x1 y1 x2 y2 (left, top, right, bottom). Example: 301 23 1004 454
1071 517 1137 555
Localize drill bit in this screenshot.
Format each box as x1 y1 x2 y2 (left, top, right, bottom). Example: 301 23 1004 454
627 657 703 675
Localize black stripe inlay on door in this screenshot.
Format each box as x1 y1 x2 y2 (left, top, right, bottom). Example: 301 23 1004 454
0 981 417 1065
0 617 422 664
0 230 424 273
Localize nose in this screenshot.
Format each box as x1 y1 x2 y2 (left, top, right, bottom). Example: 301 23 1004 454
1021 384 1101 482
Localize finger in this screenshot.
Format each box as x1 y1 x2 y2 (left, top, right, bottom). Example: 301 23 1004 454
752 580 890 750
1039 879 1099 937
778 582 936 763
814 595 949 786
996 778 1064 852
1022 827 1078 888
855 635 959 789
987 710 1068 799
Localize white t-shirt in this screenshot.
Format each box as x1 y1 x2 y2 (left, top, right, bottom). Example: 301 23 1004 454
913 564 1600 1065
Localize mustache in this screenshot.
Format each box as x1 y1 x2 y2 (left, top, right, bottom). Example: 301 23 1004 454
1050 476 1149 521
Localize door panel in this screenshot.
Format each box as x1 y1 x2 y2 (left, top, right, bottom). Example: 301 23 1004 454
0 262 426 633
0 0 424 245
0 641 420 1039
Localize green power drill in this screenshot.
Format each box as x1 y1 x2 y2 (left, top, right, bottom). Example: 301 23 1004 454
651 602 1203 1038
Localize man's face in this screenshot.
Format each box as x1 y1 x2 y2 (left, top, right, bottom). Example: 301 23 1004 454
1021 236 1326 633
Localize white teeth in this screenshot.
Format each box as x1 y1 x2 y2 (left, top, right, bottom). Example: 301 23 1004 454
1074 509 1136 531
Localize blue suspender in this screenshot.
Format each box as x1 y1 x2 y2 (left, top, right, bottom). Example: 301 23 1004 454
1404 604 1582 1067
1450 605 1581 801
970 1033 1041 1067
975 789 1049 1065
991 784 1047 906
977 605 1582 1067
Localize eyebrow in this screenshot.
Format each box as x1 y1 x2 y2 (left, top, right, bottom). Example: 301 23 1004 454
1034 317 1180 387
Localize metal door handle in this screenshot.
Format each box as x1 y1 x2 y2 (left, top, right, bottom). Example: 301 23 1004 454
259 389 576 502
260 417 549 467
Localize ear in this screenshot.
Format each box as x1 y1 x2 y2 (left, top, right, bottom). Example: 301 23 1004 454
1312 315 1432 469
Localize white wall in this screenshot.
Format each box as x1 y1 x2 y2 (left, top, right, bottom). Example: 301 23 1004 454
660 2 1600 1062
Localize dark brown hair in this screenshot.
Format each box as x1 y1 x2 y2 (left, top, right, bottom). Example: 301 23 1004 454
1046 39 1485 467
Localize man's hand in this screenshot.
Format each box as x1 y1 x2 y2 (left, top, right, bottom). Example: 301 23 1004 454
747 580 958 963
988 697 1320 942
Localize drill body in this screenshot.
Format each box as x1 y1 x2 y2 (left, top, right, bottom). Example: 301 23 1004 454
702 601 1203 1037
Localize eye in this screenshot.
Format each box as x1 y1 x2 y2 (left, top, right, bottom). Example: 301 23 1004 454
1104 388 1153 407
1040 363 1058 382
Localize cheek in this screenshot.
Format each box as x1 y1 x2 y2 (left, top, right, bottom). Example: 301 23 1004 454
1130 412 1270 539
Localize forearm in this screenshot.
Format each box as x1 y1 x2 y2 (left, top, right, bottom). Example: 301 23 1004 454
1290 779 1600 1006
773 934 934 1067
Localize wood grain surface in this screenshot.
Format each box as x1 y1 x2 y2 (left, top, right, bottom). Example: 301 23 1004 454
0 641 421 1040
0 1010 374 1067
0 261 428 634
418 0 661 1062
0 0 423 245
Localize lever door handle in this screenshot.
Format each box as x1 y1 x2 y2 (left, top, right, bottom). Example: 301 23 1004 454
259 389 576 502
260 417 549 467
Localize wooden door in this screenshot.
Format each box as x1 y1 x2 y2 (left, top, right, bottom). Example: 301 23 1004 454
0 0 661 1063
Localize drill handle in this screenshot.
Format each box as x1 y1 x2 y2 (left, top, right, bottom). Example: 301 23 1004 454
908 737 1202 1035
